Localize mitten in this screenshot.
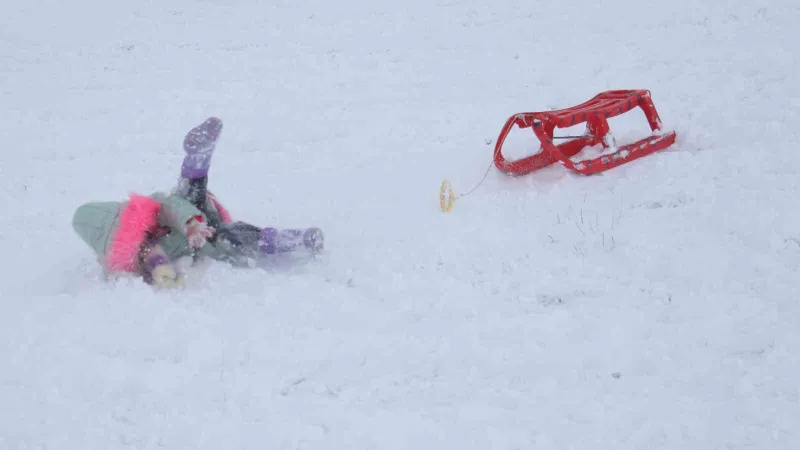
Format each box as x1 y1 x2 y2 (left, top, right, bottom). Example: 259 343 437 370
186 216 215 249
150 263 185 289
142 245 184 289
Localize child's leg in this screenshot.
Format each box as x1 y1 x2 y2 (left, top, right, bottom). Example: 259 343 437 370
181 117 222 180
259 227 324 255
214 222 262 259
181 176 209 212
176 117 223 213
214 222 325 260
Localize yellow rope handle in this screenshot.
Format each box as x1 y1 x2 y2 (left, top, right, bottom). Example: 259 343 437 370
440 179 455 212
439 157 494 212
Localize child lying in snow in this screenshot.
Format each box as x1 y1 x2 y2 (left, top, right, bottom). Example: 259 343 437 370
72 117 324 288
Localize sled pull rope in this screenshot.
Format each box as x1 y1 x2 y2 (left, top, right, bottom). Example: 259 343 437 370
440 158 493 213
439 134 591 212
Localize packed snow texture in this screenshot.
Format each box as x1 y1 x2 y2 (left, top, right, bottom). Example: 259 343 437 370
2 0 799 449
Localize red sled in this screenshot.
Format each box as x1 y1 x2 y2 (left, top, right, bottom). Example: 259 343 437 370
493 89 676 176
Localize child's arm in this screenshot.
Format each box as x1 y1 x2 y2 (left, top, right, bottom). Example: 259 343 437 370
154 194 216 247
134 238 184 288
156 194 207 233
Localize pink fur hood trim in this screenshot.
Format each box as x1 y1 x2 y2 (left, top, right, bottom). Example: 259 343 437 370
105 194 162 272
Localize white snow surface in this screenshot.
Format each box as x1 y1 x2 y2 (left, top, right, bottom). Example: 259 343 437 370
2 0 799 448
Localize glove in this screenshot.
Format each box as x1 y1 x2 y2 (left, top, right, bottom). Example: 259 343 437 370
150 263 185 289
141 246 184 289
186 216 215 249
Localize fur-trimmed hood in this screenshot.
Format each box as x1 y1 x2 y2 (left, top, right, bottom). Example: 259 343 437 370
72 192 232 274
105 194 162 271
72 194 161 273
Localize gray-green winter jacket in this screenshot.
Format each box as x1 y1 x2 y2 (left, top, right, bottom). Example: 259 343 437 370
72 191 233 276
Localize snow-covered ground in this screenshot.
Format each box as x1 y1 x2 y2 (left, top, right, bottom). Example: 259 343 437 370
2 0 799 448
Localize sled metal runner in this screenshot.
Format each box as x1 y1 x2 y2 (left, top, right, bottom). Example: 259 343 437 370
493 89 677 176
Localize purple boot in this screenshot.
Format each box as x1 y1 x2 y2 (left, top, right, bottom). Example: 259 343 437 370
181 117 223 179
259 227 324 255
